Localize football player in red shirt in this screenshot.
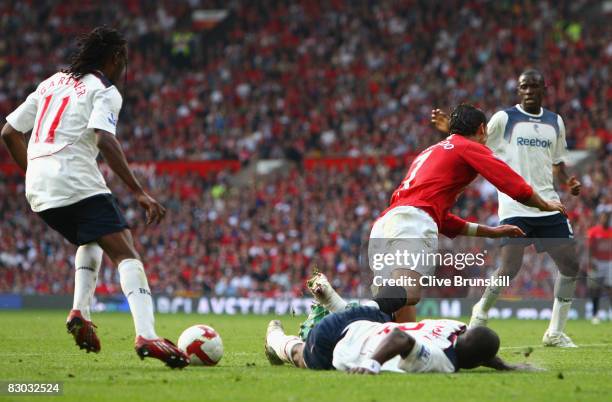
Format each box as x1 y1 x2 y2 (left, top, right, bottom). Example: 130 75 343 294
313 104 566 323
587 211 611 324
375 104 566 321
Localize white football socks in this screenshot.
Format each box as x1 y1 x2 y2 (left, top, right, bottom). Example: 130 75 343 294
73 243 103 320
325 290 348 313
267 328 303 366
118 259 158 339
548 298 572 334
477 272 504 313
548 273 577 334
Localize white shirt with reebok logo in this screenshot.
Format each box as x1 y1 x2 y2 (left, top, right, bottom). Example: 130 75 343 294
486 104 568 220
6 71 122 212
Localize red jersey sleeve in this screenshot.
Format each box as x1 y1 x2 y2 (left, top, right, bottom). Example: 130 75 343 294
461 142 533 202
440 213 467 238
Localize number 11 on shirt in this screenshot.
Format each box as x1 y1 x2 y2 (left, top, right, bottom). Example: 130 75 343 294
33 95 70 144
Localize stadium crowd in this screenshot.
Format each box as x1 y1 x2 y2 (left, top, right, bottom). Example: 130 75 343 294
0 0 610 163
0 0 610 299
1 152 610 298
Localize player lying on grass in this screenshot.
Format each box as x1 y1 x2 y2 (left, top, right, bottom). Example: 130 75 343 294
266 272 538 373
1 27 188 368
265 305 535 374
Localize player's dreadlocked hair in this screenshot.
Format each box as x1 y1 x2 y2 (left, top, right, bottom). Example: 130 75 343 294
64 26 126 80
449 103 487 136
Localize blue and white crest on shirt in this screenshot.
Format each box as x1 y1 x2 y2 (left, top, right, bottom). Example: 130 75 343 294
107 113 117 126
417 344 431 361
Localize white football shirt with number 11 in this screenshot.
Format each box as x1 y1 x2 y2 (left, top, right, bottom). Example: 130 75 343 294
6 71 122 212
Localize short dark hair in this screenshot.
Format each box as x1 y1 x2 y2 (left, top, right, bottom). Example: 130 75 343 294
64 26 126 80
519 68 545 85
455 326 500 369
449 104 487 136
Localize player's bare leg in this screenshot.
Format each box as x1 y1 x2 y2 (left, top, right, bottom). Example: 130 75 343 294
67 243 103 353
290 343 307 368
470 245 524 328
394 305 417 323
542 243 579 347
97 229 189 367
265 320 305 367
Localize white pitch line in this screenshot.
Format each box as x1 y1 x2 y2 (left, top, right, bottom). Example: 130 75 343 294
501 343 611 350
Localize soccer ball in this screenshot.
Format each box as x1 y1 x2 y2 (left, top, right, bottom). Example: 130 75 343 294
177 325 224 366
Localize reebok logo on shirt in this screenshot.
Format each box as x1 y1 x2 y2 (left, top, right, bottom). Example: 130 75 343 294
516 137 551 148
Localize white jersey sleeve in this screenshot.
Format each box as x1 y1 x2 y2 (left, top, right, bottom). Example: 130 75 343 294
87 86 122 135
552 115 568 164
6 89 40 133
397 338 456 373
486 110 509 156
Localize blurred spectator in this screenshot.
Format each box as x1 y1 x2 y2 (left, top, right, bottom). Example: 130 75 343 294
1 0 610 299
1 153 610 298
0 0 609 162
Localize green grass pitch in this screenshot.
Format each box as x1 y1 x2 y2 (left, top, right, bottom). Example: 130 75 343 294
0 311 610 402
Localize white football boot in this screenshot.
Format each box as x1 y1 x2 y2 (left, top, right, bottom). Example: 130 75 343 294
307 272 347 312
264 320 285 365
468 301 489 329
542 331 578 348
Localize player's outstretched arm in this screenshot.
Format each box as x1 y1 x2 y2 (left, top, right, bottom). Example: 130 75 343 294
482 355 544 372
348 328 415 375
522 191 567 216
461 223 526 238
1 123 28 172
95 129 166 224
441 213 525 239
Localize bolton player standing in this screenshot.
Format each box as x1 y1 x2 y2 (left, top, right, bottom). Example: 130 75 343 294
1 27 189 367
432 69 582 347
